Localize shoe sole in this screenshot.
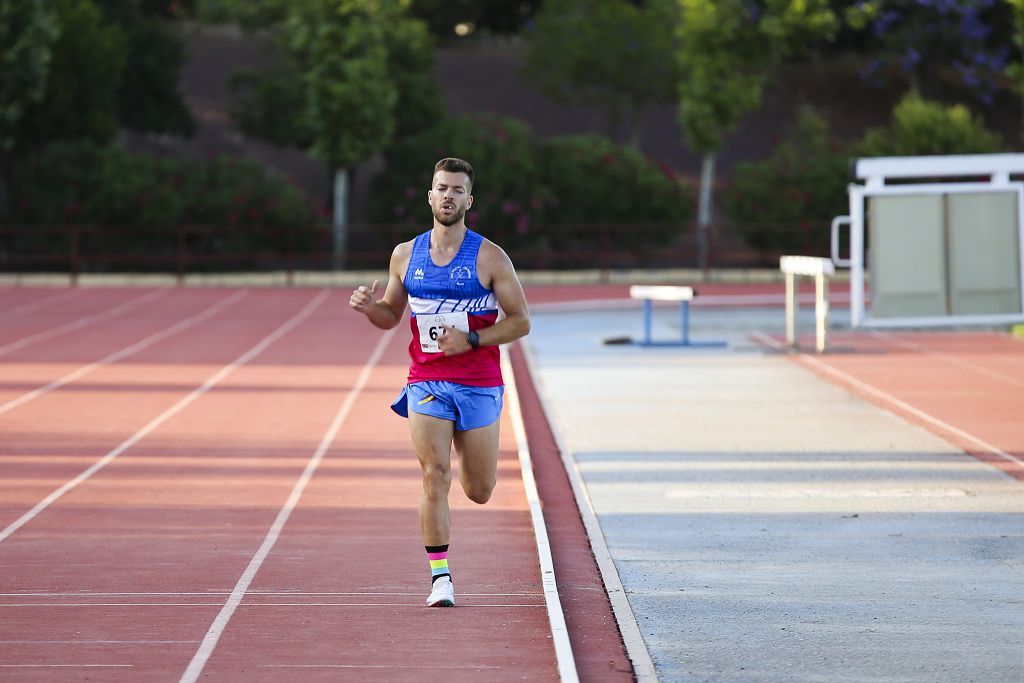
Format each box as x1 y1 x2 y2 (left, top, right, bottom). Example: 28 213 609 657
428 599 454 607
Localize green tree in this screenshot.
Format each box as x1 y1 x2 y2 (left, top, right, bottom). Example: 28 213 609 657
96 0 195 136
675 0 836 270
226 0 439 266
725 106 850 253
1009 0 1024 140
524 0 679 145
0 1 58 153
17 0 127 152
857 91 1002 157
0 0 59 209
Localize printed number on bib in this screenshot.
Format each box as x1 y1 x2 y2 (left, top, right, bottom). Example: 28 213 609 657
417 311 469 353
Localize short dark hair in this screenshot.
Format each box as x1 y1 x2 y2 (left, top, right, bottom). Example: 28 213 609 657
433 157 474 190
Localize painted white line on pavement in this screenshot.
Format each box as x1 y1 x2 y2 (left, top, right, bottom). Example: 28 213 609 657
518 341 659 683
0 289 249 416
503 347 579 683
750 330 1024 471
0 288 168 358
0 290 330 545
179 325 397 683
0 288 83 319
870 330 1024 388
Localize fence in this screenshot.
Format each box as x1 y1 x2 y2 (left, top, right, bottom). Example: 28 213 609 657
0 221 830 284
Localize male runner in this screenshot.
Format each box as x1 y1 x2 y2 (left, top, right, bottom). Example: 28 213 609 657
349 157 530 607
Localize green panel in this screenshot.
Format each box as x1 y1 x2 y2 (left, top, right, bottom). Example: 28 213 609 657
947 192 1022 315
868 194 947 317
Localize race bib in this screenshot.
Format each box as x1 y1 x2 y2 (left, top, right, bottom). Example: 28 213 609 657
416 311 469 353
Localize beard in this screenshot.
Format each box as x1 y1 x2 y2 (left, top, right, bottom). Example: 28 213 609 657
432 204 466 226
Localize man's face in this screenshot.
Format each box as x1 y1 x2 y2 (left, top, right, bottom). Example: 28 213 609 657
428 170 473 227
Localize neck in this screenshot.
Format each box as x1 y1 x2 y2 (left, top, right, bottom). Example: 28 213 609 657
431 223 466 248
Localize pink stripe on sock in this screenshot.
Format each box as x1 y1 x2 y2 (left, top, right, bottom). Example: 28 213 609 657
427 552 448 560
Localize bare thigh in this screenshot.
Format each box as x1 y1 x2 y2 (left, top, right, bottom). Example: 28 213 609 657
453 419 500 503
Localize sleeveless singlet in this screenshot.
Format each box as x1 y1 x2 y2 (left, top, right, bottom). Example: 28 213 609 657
403 228 502 387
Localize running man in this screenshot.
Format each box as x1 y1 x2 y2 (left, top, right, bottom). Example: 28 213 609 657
349 157 530 607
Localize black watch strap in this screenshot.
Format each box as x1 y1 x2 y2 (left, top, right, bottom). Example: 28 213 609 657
466 330 480 349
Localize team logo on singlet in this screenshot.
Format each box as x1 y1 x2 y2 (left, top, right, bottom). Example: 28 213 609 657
450 266 472 285
413 268 425 280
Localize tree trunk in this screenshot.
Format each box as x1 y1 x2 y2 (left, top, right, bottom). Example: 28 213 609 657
697 152 715 274
332 166 349 270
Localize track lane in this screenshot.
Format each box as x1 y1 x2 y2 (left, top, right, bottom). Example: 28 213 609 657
0 290 331 533
0 289 564 682
0 290 377 679
0 288 169 356
193 322 561 682
0 289 249 415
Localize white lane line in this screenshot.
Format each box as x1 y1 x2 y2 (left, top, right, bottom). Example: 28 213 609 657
518 341 659 683
0 591 543 597
0 664 132 668
750 330 1024 471
179 326 398 683
0 640 197 644
0 288 83 319
0 290 330 545
502 347 579 683
262 664 501 670
0 602 543 608
869 330 1024 388
0 290 249 416
0 288 168 358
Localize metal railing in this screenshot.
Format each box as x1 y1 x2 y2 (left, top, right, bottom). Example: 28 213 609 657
0 221 831 285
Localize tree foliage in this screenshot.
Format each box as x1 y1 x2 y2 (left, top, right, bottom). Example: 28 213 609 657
857 91 1002 156
675 0 837 154
844 0 1013 106
16 0 127 152
0 1 59 153
96 0 196 136
524 0 680 143
227 0 439 168
725 106 850 252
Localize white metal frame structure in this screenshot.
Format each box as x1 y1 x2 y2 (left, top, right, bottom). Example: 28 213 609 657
780 256 835 353
832 154 1024 328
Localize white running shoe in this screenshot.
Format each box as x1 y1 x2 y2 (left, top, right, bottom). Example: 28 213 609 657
426 576 455 607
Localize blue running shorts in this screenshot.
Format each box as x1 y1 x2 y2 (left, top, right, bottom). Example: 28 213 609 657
391 381 504 432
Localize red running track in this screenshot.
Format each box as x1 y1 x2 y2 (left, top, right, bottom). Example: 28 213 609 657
0 287 630 682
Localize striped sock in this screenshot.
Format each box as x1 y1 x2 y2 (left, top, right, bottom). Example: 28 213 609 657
426 544 450 584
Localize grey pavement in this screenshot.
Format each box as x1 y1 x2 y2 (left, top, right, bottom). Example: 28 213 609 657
527 304 1024 683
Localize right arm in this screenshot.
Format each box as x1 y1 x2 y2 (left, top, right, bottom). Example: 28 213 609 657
349 242 411 330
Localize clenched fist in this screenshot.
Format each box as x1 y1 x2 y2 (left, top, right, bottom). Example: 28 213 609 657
350 280 380 313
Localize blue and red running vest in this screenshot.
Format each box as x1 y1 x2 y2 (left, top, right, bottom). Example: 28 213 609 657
403 228 502 387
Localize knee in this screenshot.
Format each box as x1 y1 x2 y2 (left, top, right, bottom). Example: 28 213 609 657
421 464 451 498
464 479 494 505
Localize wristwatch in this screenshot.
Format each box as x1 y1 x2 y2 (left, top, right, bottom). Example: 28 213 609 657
466 330 481 349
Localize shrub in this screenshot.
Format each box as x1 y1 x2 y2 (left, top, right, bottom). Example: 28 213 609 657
7 142 324 268
856 91 1003 157
724 106 850 253
368 114 545 239
367 114 694 251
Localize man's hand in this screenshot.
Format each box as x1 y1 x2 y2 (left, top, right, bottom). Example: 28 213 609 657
350 280 380 314
437 324 472 356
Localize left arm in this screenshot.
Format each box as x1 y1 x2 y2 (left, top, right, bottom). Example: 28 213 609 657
437 240 530 355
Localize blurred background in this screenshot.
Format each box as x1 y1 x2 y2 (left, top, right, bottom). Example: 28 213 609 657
1 0 1021 278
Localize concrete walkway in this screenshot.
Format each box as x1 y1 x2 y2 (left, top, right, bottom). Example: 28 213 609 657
526 305 1024 682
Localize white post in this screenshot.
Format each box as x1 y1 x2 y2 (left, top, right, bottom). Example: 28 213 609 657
785 271 796 347
815 273 829 353
849 186 865 328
